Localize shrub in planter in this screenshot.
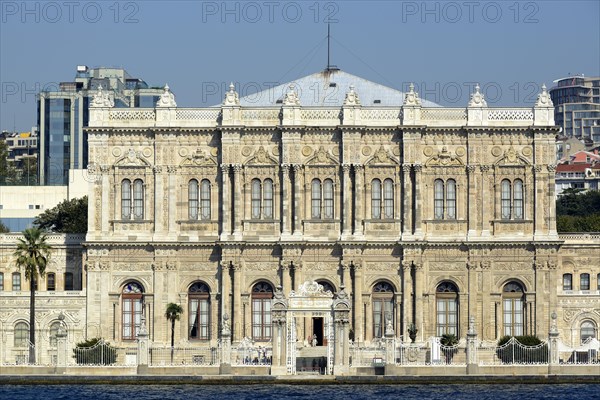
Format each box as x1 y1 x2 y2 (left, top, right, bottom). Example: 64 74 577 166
73 337 117 365
496 335 548 364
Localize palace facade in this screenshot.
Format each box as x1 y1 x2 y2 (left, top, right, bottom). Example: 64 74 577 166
1 70 599 369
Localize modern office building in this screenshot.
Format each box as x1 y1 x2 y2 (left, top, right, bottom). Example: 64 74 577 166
37 66 162 185
549 75 600 145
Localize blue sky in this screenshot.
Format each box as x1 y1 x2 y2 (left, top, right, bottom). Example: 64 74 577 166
1 0 599 132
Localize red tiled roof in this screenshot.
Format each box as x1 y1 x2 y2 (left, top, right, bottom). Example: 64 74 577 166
556 164 592 172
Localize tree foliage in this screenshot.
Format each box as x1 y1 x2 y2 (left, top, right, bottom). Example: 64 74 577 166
0 139 17 185
0 220 9 233
556 189 600 232
33 196 88 233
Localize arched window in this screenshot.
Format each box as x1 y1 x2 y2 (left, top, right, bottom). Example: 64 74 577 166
503 281 525 336
513 179 524 219
251 179 261 219
12 272 21 291
200 179 211 220
189 282 210 340
501 180 511 220
47 273 55 291
121 179 131 219
14 322 29 347
263 179 273 219
311 179 322 219
563 273 573 291
580 273 590 290
580 321 596 343
372 281 395 338
49 321 61 347
65 272 73 291
323 179 334 219
371 179 381 219
122 179 144 220
436 281 459 337
0 272 4 291
252 282 273 341
446 179 456 220
188 179 199 220
434 179 444 219
122 282 144 340
383 179 394 219
133 179 144 220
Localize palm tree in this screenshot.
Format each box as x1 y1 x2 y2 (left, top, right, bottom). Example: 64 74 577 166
14 227 51 364
165 302 183 363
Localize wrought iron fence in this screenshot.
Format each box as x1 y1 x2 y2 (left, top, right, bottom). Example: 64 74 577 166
71 339 136 366
478 337 549 365
558 338 600 365
230 338 272 366
149 345 218 366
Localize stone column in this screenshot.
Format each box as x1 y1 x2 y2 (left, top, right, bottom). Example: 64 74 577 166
341 263 352 327
467 165 477 236
281 261 292 295
221 262 232 335
548 311 559 372
353 262 364 343
281 164 291 236
466 316 478 374
137 316 149 367
153 166 164 235
401 261 413 339
220 164 231 238
219 313 232 374
354 165 364 237
55 314 68 370
232 164 243 238
413 164 423 237
342 164 352 237
534 165 544 236
402 165 412 236
293 164 303 236
232 263 242 341
167 166 178 234
480 166 490 235
101 167 110 234
547 164 557 236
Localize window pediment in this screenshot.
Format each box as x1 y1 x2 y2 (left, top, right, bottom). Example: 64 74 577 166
114 149 151 167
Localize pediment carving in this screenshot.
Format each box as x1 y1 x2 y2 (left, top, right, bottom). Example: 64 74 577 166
180 148 217 166
114 149 151 167
365 146 399 165
494 146 530 166
306 146 338 165
289 280 333 298
246 146 278 165
425 146 464 167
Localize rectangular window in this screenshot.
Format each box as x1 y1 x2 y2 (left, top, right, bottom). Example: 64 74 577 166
47 273 55 291
580 273 590 290
189 298 210 340
65 272 74 291
563 274 572 291
501 181 511 220
0 273 3 291
434 180 444 219
12 273 21 291
437 298 458 336
323 180 334 219
503 298 523 336
122 297 142 340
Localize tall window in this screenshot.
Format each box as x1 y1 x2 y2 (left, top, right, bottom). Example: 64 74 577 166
47 273 55 291
383 179 394 219
49 321 61 347
252 282 273 341
563 273 573 290
580 321 596 343
252 179 261 219
371 179 394 219
189 282 210 340
311 179 322 219
12 272 21 291
65 272 73 291
436 281 459 337
434 179 456 220
0 272 3 291
188 179 199 219
251 178 273 219
122 179 144 220
503 281 525 337
501 179 524 220
580 273 590 290
372 281 394 338
263 179 273 219
189 179 210 220
14 322 29 347
312 178 334 219
122 282 144 340
371 179 381 219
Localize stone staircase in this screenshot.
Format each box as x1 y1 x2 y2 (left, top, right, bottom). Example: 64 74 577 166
296 346 328 374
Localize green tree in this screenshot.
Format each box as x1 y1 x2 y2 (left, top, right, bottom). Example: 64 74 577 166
0 220 9 233
556 189 600 232
165 302 183 363
33 196 88 233
13 228 51 363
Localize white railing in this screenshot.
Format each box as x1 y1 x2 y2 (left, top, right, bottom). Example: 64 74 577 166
557 337 600 365
421 108 467 121
71 339 136 366
478 337 549 365
175 108 221 121
488 109 534 121
349 342 386 367
109 109 155 121
149 345 218 366
231 343 272 366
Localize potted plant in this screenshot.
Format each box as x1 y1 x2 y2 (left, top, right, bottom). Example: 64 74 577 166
440 333 459 364
408 323 418 343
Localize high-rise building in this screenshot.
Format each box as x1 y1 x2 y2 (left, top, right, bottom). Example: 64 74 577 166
37 66 163 184
549 75 600 145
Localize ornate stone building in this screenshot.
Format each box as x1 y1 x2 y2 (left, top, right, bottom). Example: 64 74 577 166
1 70 599 369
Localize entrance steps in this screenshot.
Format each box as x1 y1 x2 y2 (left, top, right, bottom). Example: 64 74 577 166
297 346 328 358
